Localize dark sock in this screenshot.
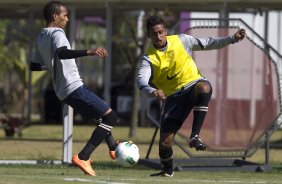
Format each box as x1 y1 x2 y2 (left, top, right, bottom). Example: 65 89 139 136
191 93 210 138
161 158 173 172
191 110 207 138
78 124 111 160
95 116 117 151
79 111 117 160
105 132 117 151
159 147 173 171
78 143 95 160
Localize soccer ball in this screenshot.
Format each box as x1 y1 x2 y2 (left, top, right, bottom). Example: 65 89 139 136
115 141 140 167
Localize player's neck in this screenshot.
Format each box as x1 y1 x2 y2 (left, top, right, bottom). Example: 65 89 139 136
46 22 63 29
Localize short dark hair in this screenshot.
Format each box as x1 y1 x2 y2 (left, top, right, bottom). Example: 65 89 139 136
43 1 65 23
146 15 166 32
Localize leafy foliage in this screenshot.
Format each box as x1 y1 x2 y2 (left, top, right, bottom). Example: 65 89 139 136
0 18 44 114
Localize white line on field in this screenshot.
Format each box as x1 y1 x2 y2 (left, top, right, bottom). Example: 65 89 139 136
64 177 277 184
64 178 131 184
1 173 277 184
120 178 270 183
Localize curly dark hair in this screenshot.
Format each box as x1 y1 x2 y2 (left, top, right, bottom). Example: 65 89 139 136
146 15 166 32
43 1 65 23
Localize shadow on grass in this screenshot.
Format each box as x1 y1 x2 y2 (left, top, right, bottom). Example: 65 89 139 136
270 140 282 149
272 164 282 172
0 161 151 171
91 161 150 170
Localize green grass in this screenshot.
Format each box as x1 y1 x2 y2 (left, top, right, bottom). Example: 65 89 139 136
1 125 282 184
1 164 282 184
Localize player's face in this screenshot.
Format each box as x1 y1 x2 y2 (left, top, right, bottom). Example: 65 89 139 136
54 6 69 29
147 24 167 49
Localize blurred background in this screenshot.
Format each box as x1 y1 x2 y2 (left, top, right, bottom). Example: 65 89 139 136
0 0 281 153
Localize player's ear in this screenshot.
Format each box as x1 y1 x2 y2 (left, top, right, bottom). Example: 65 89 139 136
52 13 57 21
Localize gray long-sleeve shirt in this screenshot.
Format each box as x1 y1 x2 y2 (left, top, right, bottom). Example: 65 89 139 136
32 27 83 100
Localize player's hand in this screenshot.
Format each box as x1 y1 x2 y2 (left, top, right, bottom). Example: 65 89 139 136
87 47 108 58
152 90 166 101
233 29 246 42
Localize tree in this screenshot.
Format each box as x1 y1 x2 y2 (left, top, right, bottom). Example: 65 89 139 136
111 11 149 137
0 18 45 122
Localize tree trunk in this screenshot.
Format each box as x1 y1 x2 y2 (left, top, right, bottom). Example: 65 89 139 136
128 10 145 138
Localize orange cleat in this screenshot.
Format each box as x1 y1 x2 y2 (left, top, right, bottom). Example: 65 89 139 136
109 150 116 160
109 140 121 160
72 155 96 176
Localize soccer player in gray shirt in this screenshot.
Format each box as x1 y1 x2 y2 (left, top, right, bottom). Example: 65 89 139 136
30 1 118 176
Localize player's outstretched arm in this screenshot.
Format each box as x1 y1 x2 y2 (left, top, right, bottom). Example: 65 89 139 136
56 46 108 59
233 29 246 42
87 47 108 58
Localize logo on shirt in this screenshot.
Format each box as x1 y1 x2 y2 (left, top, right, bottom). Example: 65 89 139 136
166 72 179 80
166 52 178 80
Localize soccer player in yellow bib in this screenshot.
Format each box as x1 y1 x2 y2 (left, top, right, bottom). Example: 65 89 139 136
137 15 245 177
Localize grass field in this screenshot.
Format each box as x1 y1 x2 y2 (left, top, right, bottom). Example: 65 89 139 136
0 125 282 184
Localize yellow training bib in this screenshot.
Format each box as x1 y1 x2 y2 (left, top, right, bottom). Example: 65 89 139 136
146 35 202 96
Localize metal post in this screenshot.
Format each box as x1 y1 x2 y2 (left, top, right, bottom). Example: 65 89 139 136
215 1 229 145
63 105 73 163
250 14 257 128
264 11 270 165
104 2 113 104
265 129 270 165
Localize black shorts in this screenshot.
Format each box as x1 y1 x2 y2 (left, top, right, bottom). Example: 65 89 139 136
160 79 211 133
62 85 110 121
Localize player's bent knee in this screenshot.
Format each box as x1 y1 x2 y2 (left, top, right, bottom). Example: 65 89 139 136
197 81 212 94
207 83 213 95
102 110 117 126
